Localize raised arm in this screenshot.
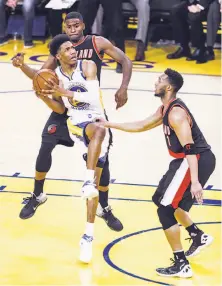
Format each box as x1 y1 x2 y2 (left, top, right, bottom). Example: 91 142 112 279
12 53 57 80
103 106 163 132
169 107 203 204
95 36 132 109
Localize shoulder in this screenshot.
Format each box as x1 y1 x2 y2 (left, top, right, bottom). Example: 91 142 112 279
94 36 112 51
82 59 96 68
169 106 188 124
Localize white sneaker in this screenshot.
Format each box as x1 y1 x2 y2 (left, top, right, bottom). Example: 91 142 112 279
79 234 93 263
81 181 98 200
185 233 214 257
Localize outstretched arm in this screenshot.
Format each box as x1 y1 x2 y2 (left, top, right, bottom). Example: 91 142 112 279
103 106 163 132
12 53 57 80
95 36 132 109
169 107 203 204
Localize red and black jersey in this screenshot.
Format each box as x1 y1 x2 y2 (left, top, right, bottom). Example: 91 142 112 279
162 98 211 158
72 35 104 83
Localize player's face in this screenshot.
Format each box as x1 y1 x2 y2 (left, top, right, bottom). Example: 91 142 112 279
64 19 85 42
154 74 169 98
57 42 77 65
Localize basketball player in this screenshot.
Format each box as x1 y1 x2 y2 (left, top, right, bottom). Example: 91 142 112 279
36 34 113 263
12 12 132 231
99 69 215 277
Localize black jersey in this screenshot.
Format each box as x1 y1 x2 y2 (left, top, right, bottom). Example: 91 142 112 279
73 35 104 83
162 98 210 158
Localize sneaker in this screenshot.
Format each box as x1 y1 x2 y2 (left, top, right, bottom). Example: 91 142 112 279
19 193 47 219
0 38 8 46
156 258 193 278
185 233 214 257
96 204 123 232
24 41 34 49
79 234 93 263
81 181 99 200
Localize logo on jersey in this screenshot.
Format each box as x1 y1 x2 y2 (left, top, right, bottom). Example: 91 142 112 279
68 83 90 110
48 124 57 134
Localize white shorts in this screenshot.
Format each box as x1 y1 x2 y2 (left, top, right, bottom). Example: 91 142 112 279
67 118 110 167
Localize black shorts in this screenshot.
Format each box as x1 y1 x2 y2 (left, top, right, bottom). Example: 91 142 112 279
152 150 216 211
42 111 74 147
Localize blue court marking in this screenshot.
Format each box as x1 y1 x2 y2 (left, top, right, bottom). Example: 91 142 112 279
103 221 221 285
0 88 221 97
0 174 221 192
0 60 221 77
12 172 20 177
0 186 6 191
0 189 221 207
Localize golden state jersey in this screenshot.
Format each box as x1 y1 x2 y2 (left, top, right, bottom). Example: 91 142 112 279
55 60 105 126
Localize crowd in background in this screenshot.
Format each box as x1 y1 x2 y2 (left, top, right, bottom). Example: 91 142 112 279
0 0 221 65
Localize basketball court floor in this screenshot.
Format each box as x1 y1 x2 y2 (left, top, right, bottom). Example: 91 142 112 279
0 40 221 285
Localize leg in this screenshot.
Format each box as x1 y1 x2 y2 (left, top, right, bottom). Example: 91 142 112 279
0 0 8 43
23 0 37 46
19 140 56 219
130 0 150 60
167 1 191 59
78 0 100 35
156 205 192 278
48 9 63 37
101 0 125 72
91 4 104 35
206 1 220 59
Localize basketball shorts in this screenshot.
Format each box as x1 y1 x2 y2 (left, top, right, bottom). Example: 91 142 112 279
152 150 216 211
67 118 111 168
41 110 74 147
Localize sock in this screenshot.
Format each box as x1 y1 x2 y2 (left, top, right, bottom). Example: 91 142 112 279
33 179 45 197
99 190 109 209
186 223 202 238
85 169 95 182
85 222 94 237
173 250 186 261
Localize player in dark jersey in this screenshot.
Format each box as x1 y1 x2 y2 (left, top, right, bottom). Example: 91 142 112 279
12 12 132 231
99 68 216 278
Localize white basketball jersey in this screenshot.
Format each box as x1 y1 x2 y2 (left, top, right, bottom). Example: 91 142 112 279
55 60 105 125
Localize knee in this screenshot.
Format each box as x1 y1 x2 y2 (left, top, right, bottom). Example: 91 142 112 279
95 125 106 140
157 205 178 230
38 141 55 157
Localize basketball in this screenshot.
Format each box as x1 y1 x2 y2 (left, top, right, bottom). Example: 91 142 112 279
33 69 59 92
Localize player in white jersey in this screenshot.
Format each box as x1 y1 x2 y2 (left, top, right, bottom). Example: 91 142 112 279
38 34 110 263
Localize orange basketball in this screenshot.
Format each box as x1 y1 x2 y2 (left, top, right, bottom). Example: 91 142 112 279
33 69 59 92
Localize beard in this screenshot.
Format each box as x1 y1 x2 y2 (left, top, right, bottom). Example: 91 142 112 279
154 89 165 98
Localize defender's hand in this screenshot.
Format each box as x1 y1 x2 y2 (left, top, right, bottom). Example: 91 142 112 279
191 182 203 205
115 87 128 109
12 53 25 68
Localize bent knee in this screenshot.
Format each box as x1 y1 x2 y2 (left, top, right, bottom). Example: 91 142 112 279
95 125 106 139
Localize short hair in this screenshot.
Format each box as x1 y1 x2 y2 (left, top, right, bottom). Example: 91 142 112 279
49 34 70 56
164 68 184 92
64 12 83 22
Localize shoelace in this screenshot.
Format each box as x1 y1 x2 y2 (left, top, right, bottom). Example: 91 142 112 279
170 258 176 265
185 237 192 243
22 196 33 204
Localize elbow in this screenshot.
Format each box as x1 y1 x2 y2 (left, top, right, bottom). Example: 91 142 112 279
57 107 66 114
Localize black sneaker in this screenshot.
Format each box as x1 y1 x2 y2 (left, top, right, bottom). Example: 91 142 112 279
156 258 192 278
19 193 47 219
185 232 214 257
97 205 123 231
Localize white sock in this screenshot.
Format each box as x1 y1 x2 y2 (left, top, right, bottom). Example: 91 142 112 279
85 169 95 182
85 222 94 237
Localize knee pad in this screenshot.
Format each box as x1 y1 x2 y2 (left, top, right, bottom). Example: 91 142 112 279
157 205 177 230
35 141 56 172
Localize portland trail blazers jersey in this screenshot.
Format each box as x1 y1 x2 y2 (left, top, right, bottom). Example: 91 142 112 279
72 35 104 83
162 98 210 158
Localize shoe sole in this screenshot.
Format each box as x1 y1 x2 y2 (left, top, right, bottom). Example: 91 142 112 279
20 197 48 219
156 267 193 278
186 236 214 257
